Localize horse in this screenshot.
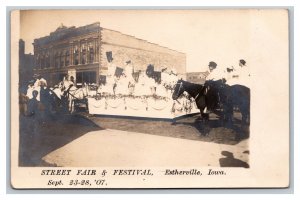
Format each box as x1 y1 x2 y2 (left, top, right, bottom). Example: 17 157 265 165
172 79 208 120
62 84 89 113
172 79 250 126
39 86 64 115
204 80 250 126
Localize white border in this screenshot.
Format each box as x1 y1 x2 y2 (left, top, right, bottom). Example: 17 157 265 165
2 0 298 200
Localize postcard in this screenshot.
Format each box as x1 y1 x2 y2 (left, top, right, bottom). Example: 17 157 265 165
11 9 289 188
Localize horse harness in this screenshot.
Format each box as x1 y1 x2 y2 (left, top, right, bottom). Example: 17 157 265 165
175 81 184 98
175 81 206 103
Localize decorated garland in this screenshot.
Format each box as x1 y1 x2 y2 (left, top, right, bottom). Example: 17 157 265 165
126 98 147 110
106 98 124 108
88 91 196 114
147 98 169 110
89 98 105 108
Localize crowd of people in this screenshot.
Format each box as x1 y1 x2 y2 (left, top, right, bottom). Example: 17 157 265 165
20 58 250 117
205 59 251 87
23 74 48 116
203 59 251 115
98 60 179 98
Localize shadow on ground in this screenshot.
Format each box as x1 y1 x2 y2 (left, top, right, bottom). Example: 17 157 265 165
19 113 103 166
219 151 249 168
86 112 249 145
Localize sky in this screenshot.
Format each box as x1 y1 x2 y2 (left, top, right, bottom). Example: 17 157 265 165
19 9 286 72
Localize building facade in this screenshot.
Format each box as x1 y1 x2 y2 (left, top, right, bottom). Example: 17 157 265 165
33 22 186 87
33 23 100 87
19 39 34 88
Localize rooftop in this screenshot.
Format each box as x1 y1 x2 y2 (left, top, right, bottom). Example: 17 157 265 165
34 22 100 46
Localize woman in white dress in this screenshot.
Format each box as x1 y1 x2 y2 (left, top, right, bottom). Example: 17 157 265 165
134 72 154 96
99 75 116 95
115 73 130 96
155 82 168 98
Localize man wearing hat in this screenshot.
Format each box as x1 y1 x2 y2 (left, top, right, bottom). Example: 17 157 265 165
203 61 225 115
205 61 225 81
226 59 250 87
237 59 250 79
237 59 250 87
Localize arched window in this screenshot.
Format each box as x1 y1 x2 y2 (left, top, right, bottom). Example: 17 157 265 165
74 46 79 65
45 52 50 68
81 44 86 64
41 54 45 69
65 50 70 66
95 42 99 62
88 43 94 63
55 52 59 68
60 51 64 67
35 54 40 69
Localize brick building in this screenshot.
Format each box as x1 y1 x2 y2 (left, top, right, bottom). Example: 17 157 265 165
33 22 186 87
19 39 34 87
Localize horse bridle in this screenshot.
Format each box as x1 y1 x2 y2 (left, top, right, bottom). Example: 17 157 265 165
175 82 184 99
172 82 184 104
177 81 207 103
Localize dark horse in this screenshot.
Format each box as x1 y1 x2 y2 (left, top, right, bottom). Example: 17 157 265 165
172 79 250 126
40 86 66 115
172 79 208 120
204 80 250 125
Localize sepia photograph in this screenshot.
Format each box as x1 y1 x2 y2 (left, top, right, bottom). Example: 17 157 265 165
10 9 289 188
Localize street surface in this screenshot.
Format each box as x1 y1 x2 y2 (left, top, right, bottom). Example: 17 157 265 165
19 113 249 167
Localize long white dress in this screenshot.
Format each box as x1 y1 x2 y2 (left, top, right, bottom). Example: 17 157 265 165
115 75 130 95
107 63 117 76
100 76 115 95
155 83 168 97
124 64 133 77
134 74 154 96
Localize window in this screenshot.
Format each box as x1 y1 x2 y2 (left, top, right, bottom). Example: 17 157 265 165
41 54 45 69
88 42 94 63
88 47 94 63
81 49 86 64
55 52 59 68
65 50 70 66
81 44 86 64
74 46 79 65
76 71 96 87
36 55 40 69
45 53 50 68
60 52 64 67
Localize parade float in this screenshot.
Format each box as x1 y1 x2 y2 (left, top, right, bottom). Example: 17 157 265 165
87 93 199 119
86 71 199 119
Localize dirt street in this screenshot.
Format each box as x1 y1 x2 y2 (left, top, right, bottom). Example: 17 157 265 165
19 112 249 167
